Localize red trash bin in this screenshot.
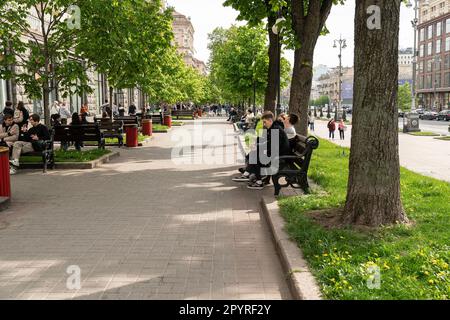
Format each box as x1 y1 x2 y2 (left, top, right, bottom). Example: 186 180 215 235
0 147 11 199
142 119 153 136
125 125 138 147
164 115 172 128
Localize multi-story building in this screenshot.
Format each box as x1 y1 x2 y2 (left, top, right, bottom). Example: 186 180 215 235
316 67 354 107
399 48 414 65
416 0 450 110
171 10 207 75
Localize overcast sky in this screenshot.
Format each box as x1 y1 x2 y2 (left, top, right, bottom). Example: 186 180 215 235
166 0 415 69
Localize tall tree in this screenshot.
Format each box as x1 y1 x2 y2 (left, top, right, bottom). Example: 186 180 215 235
208 25 290 108
398 82 412 111
342 0 408 226
0 0 91 126
223 0 280 112
288 0 341 136
77 0 175 113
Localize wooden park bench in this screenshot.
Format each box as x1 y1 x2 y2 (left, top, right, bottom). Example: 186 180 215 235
172 109 194 120
53 124 105 150
99 121 124 147
20 131 55 173
271 135 319 196
113 116 140 129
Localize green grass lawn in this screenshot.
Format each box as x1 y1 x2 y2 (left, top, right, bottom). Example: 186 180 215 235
278 139 449 299
153 124 169 131
171 121 184 126
172 116 194 120
21 149 111 163
408 131 441 137
85 134 147 146
435 136 450 141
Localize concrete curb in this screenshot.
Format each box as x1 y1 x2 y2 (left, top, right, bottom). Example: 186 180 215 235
260 196 322 300
21 151 120 170
0 197 10 212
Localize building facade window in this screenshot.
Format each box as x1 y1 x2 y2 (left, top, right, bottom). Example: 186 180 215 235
427 59 433 72
435 73 441 88
420 28 425 41
426 75 432 88
437 22 442 37
445 54 450 69
445 72 450 87
446 37 450 51
428 42 433 55
446 18 450 33
428 25 433 39
436 39 442 54
420 44 424 57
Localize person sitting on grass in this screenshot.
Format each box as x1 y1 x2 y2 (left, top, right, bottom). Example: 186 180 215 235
9 114 50 175
0 114 20 149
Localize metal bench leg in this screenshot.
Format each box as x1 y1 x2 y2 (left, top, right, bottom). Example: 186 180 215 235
273 176 282 196
299 174 310 194
42 152 47 173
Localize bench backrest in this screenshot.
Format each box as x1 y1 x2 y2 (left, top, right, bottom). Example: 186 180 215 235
113 116 139 126
173 110 193 115
291 135 319 172
53 124 102 142
100 121 123 133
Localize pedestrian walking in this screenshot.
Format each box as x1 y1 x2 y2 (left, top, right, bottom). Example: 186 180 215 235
327 119 336 140
338 119 346 140
309 114 315 131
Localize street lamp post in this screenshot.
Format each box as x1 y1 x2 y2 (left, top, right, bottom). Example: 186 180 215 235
434 55 442 111
333 36 347 121
407 0 429 111
252 60 256 115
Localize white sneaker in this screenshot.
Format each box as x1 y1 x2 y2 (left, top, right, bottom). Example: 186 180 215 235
9 166 16 175
9 159 19 167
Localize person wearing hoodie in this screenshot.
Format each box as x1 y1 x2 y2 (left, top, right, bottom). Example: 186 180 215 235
234 111 291 190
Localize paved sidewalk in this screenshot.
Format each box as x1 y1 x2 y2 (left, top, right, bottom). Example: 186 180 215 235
312 120 450 182
0 119 291 300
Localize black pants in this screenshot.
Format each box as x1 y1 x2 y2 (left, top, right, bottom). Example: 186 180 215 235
329 130 335 139
339 129 345 140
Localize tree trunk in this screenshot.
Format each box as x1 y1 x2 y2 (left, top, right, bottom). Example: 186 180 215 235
264 15 278 113
109 86 113 122
289 48 314 136
289 0 333 137
43 82 50 127
342 0 408 227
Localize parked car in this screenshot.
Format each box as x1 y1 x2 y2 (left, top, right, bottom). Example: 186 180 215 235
411 108 425 115
420 111 438 120
437 109 450 121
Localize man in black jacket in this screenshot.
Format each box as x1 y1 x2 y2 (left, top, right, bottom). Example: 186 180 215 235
10 114 50 174
246 111 291 190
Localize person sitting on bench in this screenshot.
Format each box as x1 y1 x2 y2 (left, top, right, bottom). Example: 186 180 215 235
0 114 20 149
9 114 50 174
237 109 255 131
233 111 291 190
